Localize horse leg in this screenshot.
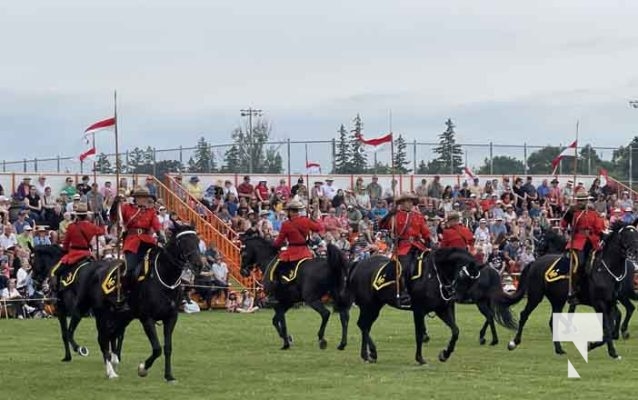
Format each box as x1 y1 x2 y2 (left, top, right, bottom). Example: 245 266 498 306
337 307 350 351
95 313 118 379
601 304 621 359
435 304 459 362
163 316 178 383
547 298 568 355
508 291 543 351
412 306 427 365
612 304 621 340
138 318 162 377
356 304 381 363
57 313 72 362
273 303 293 350
423 319 430 343
68 314 88 357
620 296 635 339
308 299 330 350
477 301 493 346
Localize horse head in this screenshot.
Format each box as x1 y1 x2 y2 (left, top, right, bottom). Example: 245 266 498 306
607 222 638 263
434 247 481 301
536 227 566 256
31 245 64 285
166 223 204 275
239 233 277 277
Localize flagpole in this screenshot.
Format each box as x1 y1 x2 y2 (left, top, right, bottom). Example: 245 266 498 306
568 120 579 298
92 132 97 184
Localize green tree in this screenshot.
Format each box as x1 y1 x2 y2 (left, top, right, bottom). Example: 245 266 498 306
188 137 216 173
525 146 561 174
333 124 351 173
126 147 145 173
350 114 368 173
477 155 525 175
94 153 112 173
232 119 272 173
577 144 614 176
222 145 241 173
610 136 638 183
416 159 428 174
427 118 463 174
154 160 184 179
392 134 410 174
263 147 283 173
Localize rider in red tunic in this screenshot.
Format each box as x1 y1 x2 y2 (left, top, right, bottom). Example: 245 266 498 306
560 187 605 302
272 199 324 284
440 212 475 250
54 203 103 289
114 187 163 285
379 192 431 308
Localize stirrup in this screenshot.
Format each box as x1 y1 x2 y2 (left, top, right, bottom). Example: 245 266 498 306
397 292 412 309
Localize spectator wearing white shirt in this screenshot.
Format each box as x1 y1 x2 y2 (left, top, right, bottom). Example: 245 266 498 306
0 225 18 251
67 194 82 213
323 178 337 201
474 219 491 243
223 180 239 199
34 175 48 197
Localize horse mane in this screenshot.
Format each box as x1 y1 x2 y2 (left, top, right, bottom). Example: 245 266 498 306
33 244 64 256
434 247 476 265
609 220 629 234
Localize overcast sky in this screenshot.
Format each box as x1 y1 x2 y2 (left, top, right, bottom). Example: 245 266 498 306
2 0 638 172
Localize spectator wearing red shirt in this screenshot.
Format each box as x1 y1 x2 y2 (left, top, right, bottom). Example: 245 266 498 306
275 179 291 199
237 175 254 201
255 180 269 203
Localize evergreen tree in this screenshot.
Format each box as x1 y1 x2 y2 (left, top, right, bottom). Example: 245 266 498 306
188 137 216 173
416 159 427 174
94 153 112 173
333 124 351 173
127 147 145 173
427 118 463 174
222 145 241 173
392 134 411 174
350 114 368 173
264 147 283 173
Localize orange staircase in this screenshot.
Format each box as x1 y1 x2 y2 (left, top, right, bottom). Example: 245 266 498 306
152 177 253 288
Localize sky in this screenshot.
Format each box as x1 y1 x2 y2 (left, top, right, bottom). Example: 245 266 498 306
2 0 638 173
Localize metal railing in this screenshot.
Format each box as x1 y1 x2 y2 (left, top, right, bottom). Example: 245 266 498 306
152 176 252 288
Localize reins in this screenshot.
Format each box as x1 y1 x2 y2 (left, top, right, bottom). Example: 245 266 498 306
154 230 198 290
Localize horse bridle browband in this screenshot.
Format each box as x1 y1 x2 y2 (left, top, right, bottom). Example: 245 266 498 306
155 230 198 290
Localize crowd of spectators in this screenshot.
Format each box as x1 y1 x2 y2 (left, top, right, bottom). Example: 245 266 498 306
175 173 634 292
0 174 230 318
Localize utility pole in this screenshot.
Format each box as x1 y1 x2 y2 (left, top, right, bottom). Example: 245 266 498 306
240 107 263 174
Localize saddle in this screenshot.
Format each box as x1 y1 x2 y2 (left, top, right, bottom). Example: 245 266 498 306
372 251 428 291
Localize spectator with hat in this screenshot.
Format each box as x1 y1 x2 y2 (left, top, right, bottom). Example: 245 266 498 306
622 207 635 224
17 225 34 251
67 193 82 214
33 226 52 246
14 177 32 201
13 209 33 234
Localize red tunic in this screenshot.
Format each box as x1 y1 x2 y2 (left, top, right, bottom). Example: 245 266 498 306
121 203 161 253
60 220 103 264
560 208 605 251
440 225 475 250
379 210 431 256
273 215 324 262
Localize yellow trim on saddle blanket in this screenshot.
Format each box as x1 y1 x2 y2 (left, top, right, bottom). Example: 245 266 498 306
101 248 154 294
544 251 579 283
137 249 154 282
59 261 91 288
373 259 402 290
50 261 62 277
268 258 309 283
410 251 429 281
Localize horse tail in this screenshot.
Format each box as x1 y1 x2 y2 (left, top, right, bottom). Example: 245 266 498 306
489 298 519 331
326 244 351 311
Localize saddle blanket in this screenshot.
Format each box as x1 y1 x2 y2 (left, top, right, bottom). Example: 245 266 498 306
268 258 309 284
100 249 154 295
50 260 91 289
372 252 427 291
544 252 579 283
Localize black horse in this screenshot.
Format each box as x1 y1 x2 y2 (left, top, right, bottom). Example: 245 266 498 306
454 264 519 346
506 222 638 359
535 227 567 257
348 248 511 364
89 223 204 381
239 235 351 351
32 245 93 361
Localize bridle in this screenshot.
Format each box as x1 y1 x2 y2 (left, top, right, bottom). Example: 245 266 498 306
155 230 199 290
431 256 480 302
597 225 638 282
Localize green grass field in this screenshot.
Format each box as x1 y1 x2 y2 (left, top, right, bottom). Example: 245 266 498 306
0 302 636 400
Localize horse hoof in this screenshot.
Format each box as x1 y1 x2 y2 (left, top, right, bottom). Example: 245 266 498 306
479 337 486 346
556 349 566 355
507 341 517 351
78 346 89 357
423 335 430 344
107 372 119 380
438 350 449 362
281 344 290 350
166 378 178 384
288 335 294 344
613 334 620 341
490 340 499 346
614 355 622 361
337 343 347 351
416 356 426 365
61 356 72 362
138 363 149 377
365 358 377 364
319 339 327 350
622 331 630 340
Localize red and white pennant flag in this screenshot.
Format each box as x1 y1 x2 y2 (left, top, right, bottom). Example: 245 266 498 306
551 140 577 174
462 165 477 181
306 161 321 174
355 132 393 147
78 116 115 162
